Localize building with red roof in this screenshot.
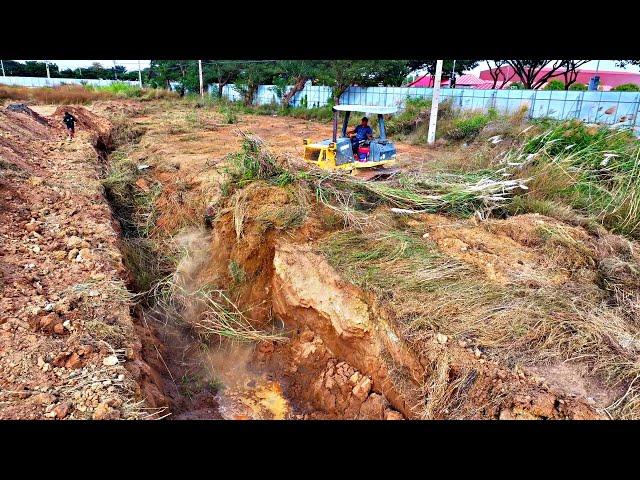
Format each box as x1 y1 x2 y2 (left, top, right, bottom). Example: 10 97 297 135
479 67 640 90
407 74 449 88
408 73 504 89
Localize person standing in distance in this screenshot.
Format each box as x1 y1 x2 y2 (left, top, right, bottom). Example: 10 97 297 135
63 111 77 141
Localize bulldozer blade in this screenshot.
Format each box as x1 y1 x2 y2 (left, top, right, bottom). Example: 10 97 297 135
353 167 401 181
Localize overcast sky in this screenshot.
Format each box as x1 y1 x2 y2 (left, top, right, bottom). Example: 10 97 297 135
15 60 640 74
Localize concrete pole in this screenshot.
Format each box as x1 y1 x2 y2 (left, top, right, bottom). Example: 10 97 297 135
1 60 5 77
138 60 143 88
45 61 51 79
198 60 204 97
427 60 444 145
450 59 456 88
113 60 118 80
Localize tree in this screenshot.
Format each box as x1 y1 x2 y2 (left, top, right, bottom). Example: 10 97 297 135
486 60 516 88
234 61 278 105
559 60 590 90
148 60 198 94
271 60 324 107
316 60 418 104
617 60 640 68
407 60 478 78
505 60 567 89
206 60 240 98
316 60 361 104
0 60 58 77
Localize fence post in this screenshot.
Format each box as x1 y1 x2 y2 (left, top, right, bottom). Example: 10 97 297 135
529 90 537 119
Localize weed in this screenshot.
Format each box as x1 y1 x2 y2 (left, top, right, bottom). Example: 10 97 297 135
228 260 246 284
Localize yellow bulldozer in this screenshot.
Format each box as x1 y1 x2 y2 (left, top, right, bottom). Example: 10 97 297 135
303 104 399 180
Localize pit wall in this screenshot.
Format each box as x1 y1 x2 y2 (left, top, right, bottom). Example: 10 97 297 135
198 187 603 419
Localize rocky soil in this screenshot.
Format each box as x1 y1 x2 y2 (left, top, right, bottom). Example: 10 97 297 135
0 104 166 419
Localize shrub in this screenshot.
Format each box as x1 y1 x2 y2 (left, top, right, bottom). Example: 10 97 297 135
445 109 498 141
612 83 640 92
87 82 143 98
386 97 432 136
510 81 525 90
543 79 566 91
569 83 588 91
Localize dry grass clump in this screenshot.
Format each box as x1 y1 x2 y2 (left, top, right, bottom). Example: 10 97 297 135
319 223 640 418
0 84 111 104
149 273 286 344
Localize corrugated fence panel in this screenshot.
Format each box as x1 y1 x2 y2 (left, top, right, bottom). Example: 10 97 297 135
0 76 137 88
206 82 640 132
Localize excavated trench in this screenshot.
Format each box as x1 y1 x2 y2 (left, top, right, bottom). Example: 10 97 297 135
92 117 415 420
90 108 607 421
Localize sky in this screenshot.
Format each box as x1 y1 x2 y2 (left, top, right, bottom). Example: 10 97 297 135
14 60 640 74
16 60 151 71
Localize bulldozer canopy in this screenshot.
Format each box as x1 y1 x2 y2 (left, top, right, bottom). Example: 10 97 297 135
332 105 398 115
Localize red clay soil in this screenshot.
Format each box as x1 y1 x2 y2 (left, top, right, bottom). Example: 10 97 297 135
0 104 166 419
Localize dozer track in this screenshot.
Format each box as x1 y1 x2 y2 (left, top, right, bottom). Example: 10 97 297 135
352 167 400 181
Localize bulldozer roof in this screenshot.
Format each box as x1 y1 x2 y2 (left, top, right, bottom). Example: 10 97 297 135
332 105 398 115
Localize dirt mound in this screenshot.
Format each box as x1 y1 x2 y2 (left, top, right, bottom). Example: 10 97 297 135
6 103 50 127
52 105 114 151
91 100 146 116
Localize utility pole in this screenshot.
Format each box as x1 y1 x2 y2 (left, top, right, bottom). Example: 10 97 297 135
198 60 204 97
138 60 143 88
427 60 444 145
1 60 5 77
45 61 51 79
450 59 456 88
113 60 118 80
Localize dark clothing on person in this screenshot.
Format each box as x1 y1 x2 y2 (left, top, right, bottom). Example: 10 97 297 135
351 123 373 154
351 136 361 155
353 124 372 141
63 113 76 131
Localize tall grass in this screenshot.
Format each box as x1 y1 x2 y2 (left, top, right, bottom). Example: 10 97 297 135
0 82 176 104
1 83 111 104
509 120 640 237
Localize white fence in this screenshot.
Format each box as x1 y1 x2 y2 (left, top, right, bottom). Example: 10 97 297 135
212 82 640 128
209 82 332 108
0 76 138 88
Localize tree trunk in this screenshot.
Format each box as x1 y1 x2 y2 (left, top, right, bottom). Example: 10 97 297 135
244 84 258 106
333 84 348 105
281 76 308 108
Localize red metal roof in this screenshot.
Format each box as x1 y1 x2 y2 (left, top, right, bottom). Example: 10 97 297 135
407 74 449 88
453 74 484 86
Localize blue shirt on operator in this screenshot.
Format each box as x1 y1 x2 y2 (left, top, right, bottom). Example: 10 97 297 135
354 124 373 141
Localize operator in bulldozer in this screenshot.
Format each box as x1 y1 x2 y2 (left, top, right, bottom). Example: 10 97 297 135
348 117 373 156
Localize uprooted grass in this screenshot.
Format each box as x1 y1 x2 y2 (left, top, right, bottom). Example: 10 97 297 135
218 134 529 229
148 274 287 343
